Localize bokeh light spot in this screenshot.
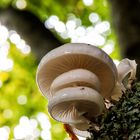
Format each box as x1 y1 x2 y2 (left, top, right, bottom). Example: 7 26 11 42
14 116 40 139
37 112 51 130
0 25 9 45
0 126 10 140
83 0 93 6
41 129 51 140
9 32 21 45
95 21 110 34
21 45 31 54
0 58 13 72
54 21 66 33
17 95 27 105
45 15 59 29
102 41 115 54
16 0 27 9
0 80 3 88
66 20 76 30
89 13 99 23
3 109 13 119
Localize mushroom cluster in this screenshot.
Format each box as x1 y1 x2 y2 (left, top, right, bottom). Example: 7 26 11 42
36 43 137 138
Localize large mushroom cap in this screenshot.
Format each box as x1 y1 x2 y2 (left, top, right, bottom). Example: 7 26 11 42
48 86 105 124
37 43 117 98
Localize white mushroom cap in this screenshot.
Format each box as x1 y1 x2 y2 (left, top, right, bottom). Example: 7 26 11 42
111 58 137 100
37 43 117 98
117 58 137 88
48 86 105 127
50 69 101 98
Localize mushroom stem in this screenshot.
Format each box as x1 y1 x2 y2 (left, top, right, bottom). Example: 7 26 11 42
36 43 118 137
64 124 79 140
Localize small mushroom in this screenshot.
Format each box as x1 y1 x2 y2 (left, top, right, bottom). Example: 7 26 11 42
117 58 137 89
36 43 118 137
111 58 137 100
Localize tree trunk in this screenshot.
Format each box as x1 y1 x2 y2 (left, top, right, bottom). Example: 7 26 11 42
86 1 140 139
0 7 62 61
87 82 140 140
109 0 140 79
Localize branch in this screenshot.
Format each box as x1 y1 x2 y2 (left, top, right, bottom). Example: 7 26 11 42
87 81 140 140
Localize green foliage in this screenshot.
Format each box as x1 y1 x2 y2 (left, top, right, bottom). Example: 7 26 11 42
87 82 140 140
0 0 120 60
0 44 67 139
0 0 11 8
0 0 121 139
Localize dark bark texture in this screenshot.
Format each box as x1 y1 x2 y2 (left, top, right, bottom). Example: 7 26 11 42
109 0 140 79
87 2 140 138
87 82 140 140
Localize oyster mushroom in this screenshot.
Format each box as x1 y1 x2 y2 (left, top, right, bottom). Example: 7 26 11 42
48 86 105 124
36 43 118 137
48 87 105 137
117 58 137 89
50 69 101 97
37 43 117 98
111 58 137 101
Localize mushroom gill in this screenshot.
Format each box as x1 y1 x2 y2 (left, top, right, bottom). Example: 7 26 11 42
36 43 119 137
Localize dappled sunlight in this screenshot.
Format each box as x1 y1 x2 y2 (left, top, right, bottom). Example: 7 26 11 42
102 40 114 55
89 12 99 23
0 40 13 71
9 31 31 54
0 126 10 140
0 22 68 139
17 95 27 105
0 0 121 139
0 25 8 45
44 13 114 52
3 109 13 119
0 23 52 139
13 113 51 139
0 24 31 72
83 0 94 6
0 113 52 140
16 0 27 9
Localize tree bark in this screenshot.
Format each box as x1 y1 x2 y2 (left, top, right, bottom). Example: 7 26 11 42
87 82 140 140
109 0 140 79
87 2 140 138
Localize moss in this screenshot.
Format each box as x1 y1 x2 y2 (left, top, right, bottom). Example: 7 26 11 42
87 82 140 140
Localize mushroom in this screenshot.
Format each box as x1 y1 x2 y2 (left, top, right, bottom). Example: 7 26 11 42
111 58 137 101
37 43 118 99
48 86 105 137
48 86 105 124
117 58 137 89
36 43 118 137
50 69 101 97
